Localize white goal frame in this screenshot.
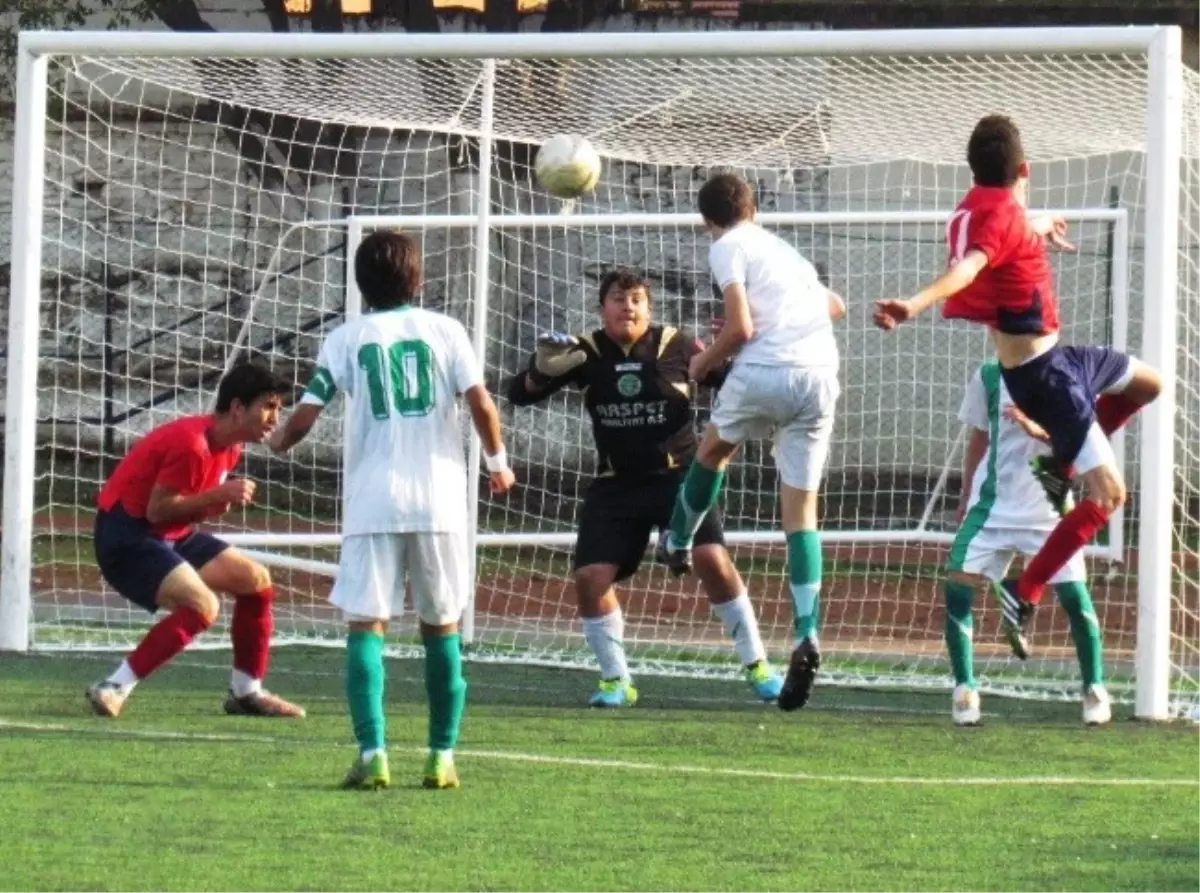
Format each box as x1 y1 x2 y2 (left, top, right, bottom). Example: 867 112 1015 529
0 26 1184 720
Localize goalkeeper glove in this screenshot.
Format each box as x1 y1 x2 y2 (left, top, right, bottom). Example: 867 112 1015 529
530 331 588 384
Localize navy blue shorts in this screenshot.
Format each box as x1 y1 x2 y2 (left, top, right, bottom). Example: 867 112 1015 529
999 345 1131 467
93 506 229 613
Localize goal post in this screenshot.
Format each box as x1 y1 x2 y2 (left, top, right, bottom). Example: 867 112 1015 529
0 25 1194 719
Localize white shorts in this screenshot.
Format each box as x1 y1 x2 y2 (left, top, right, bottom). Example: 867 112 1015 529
948 526 1086 585
710 363 839 490
329 532 469 625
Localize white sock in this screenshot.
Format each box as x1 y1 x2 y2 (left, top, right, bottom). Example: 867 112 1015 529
361 748 385 763
230 669 262 698
433 748 454 762
711 592 767 666
581 609 631 682
106 660 140 692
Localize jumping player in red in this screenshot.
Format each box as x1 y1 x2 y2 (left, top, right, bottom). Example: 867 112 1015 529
86 363 305 719
873 115 1161 659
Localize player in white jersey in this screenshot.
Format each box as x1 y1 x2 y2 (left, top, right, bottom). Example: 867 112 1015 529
946 360 1110 727
660 173 846 712
271 230 515 789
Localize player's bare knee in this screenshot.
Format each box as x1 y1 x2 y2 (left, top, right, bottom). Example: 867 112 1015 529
170 587 219 626
1083 466 1125 514
419 620 457 637
247 560 272 594
574 566 617 615
1125 361 1162 404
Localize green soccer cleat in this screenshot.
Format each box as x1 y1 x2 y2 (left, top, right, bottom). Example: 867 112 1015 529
340 752 390 790
422 751 460 790
588 678 639 708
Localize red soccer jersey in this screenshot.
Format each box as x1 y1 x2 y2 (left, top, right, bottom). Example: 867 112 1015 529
96 415 242 540
941 185 1060 335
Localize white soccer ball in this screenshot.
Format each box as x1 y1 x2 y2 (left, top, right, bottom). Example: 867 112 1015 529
534 134 602 199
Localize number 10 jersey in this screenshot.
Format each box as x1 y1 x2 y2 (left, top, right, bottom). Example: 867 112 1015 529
301 306 485 535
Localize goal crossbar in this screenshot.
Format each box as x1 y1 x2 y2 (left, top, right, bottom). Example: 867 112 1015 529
17 26 1167 61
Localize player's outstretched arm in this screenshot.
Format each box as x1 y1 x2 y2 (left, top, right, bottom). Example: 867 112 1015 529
827 289 847 322
958 427 989 522
692 283 752 382
146 477 255 526
1002 405 1051 443
270 402 323 454
506 332 588 406
465 384 515 495
1028 214 1076 252
873 250 988 330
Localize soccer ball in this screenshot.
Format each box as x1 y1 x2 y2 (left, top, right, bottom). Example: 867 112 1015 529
534 134 602 199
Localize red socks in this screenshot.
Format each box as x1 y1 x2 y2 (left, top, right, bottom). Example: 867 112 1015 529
126 605 212 679
1018 500 1110 605
1096 393 1141 436
232 586 275 682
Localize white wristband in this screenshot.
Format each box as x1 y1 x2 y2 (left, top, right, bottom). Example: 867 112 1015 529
484 448 509 474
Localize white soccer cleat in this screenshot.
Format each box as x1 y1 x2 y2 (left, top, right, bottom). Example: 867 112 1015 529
1082 684 1112 726
952 684 981 726
86 681 129 718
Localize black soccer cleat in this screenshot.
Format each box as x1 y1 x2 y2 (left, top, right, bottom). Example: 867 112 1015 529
777 637 822 712
995 580 1036 661
1029 456 1075 518
655 531 693 578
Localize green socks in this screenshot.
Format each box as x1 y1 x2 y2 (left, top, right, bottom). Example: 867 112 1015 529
1054 580 1104 688
668 463 725 548
346 630 386 756
424 632 468 752
944 581 975 687
787 530 822 640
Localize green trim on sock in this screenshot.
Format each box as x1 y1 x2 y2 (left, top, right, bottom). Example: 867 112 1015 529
787 530 822 639
424 632 467 752
345 630 386 754
944 581 976 687
1054 580 1104 687
668 462 725 547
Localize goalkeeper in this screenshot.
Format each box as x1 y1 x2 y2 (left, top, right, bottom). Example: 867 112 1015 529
507 269 783 708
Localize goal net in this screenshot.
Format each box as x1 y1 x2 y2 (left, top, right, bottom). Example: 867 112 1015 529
3 28 1197 717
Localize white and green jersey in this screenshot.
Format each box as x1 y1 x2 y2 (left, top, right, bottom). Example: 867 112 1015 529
301 306 483 536
957 361 1060 532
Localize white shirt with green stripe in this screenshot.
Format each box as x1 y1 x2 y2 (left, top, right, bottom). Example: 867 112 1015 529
301 306 483 536
958 360 1061 532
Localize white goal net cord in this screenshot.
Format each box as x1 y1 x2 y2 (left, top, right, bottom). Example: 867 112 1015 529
14 42 1199 714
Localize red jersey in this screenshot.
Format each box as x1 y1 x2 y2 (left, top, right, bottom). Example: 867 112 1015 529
97 415 242 540
941 185 1060 335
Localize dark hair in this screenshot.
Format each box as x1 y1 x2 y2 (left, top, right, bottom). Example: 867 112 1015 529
355 230 423 310
697 173 756 228
967 115 1025 187
598 268 651 305
215 362 288 413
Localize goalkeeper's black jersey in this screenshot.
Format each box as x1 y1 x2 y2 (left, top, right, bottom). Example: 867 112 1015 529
507 325 724 478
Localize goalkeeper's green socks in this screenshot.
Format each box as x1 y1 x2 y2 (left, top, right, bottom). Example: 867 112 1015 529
345 629 386 759
1054 580 1104 688
943 581 975 687
424 632 467 753
668 462 725 548
787 530 822 641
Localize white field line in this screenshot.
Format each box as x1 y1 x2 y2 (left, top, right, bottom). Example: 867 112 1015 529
1 718 1195 788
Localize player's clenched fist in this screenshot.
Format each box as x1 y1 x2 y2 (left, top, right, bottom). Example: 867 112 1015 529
872 299 916 330
488 468 516 495
534 331 588 379
215 477 256 506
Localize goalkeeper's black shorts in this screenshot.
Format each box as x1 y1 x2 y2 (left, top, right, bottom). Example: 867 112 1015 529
573 470 725 582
